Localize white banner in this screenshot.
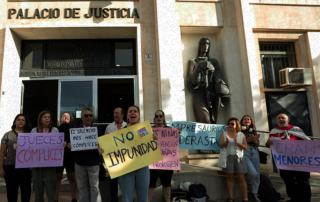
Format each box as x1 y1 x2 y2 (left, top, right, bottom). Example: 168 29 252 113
70 127 98 151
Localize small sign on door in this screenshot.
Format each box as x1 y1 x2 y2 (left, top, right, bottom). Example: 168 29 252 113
145 54 153 65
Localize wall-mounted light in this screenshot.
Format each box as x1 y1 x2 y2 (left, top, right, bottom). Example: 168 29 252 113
116 64 120 67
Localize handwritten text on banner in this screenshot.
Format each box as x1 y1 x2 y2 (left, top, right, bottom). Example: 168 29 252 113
98 121 163 179
271 140 320 173
15 133 64 168
169 122 226 150
149 128 180 170
70 127 98 151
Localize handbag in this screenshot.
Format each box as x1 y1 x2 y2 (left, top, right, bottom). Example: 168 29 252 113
218 132 227 168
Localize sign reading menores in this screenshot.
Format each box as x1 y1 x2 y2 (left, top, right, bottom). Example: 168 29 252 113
15 133 64 168
170 122 226 150
98 121 163 179
150 128 180 170
70 127 99 151
271 140 320 173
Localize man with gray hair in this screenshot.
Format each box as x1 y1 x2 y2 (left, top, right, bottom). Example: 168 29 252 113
266 113 311 202
104 107 127 202
67 108 103 202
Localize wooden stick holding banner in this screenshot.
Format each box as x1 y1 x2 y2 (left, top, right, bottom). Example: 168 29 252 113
150 128 180 170
98 120 163 179
169 122 226 150
270 140 320 173
15 133 64 168
70 127 98 151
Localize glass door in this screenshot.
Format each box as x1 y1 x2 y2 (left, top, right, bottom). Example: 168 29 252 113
58 80 95 126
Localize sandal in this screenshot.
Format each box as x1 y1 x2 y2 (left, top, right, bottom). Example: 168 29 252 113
226 198 234 202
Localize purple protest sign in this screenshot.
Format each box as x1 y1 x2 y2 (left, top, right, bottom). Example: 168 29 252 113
149 128 180 170
15 133 65 168
271 140 320 173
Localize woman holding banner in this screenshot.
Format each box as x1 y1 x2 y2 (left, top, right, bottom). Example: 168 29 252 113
148 110 173 202
0 114 32 202
31 110 60 202
240 115 261 202
119 106 155 202
55 112 77 202
219 117 248 202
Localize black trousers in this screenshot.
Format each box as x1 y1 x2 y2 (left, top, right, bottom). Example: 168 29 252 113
279 169 311 202
3 165 32 202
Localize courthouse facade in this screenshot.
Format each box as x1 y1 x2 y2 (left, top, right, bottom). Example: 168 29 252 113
0 0 320 172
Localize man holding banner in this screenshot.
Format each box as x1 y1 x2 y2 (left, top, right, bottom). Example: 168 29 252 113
266 114 311 202
67 108 103 202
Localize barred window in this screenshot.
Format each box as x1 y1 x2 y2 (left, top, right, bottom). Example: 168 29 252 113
260 42 297 88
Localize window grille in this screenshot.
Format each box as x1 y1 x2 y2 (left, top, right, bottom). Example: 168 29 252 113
260 42 297 88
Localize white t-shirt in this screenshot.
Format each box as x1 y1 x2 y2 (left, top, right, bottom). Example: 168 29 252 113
229 138 236 155
105 121 127 134
31 127 59 133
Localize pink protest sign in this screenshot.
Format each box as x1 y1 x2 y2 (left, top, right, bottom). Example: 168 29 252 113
271 140 320 173
15 133 65 168
149 128 180 170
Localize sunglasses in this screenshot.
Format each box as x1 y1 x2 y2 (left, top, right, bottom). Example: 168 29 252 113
84 114 93 118
155 115 163 118
227 123 235 126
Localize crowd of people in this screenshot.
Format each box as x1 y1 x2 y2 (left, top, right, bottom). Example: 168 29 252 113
0 107 312 202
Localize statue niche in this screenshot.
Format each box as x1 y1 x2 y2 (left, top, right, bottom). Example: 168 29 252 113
187 38 230 124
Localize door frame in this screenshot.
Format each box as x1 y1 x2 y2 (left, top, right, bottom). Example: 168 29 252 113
21 75 138 125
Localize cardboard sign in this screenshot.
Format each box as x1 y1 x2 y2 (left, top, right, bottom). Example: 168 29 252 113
98 121 163 179
271 140 320 173
150 128 180 170
169 122 226 150
15 133 64 168
70 127 99 151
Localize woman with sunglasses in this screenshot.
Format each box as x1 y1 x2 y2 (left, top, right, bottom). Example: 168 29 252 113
31 110 61 202
55 112 77 202
0 114 32 202
240 115 261 202
148 110 173 202
219 117 248 202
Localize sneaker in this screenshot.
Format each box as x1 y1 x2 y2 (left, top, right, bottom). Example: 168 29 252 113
71 199 77 202
252 194 261 202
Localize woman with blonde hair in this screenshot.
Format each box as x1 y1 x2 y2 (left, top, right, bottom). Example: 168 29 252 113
219 117 248 202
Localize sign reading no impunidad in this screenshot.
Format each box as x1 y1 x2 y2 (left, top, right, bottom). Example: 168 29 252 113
70 127 99 151
170 122 226 150
98 121 163 179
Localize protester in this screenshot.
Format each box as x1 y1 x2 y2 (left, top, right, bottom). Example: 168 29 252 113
99 106 157 202
31 110 61 202
67 108 103 202
0 114 32 202
219 117 248 202
104 107 127 202
148 110 173 202
266 113 311 202
55 112 77 202
240 115 261 202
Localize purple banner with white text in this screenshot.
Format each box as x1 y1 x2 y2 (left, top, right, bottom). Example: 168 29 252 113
149 128 180 170
15 133 65 168
271 140 320 173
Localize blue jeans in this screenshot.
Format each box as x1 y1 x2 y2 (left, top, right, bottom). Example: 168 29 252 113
244 146 260 194
118 166 150 202
110 177 118 202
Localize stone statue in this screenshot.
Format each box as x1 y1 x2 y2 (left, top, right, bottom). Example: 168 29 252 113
187 37 230 124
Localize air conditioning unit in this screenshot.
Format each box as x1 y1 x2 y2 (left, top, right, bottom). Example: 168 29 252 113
279 68 312 88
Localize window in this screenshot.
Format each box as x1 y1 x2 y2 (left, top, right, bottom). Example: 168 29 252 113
115 42 134 67
22 42 43 69
260 42 297 88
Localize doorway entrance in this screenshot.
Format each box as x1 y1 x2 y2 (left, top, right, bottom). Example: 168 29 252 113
22 77 137 130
